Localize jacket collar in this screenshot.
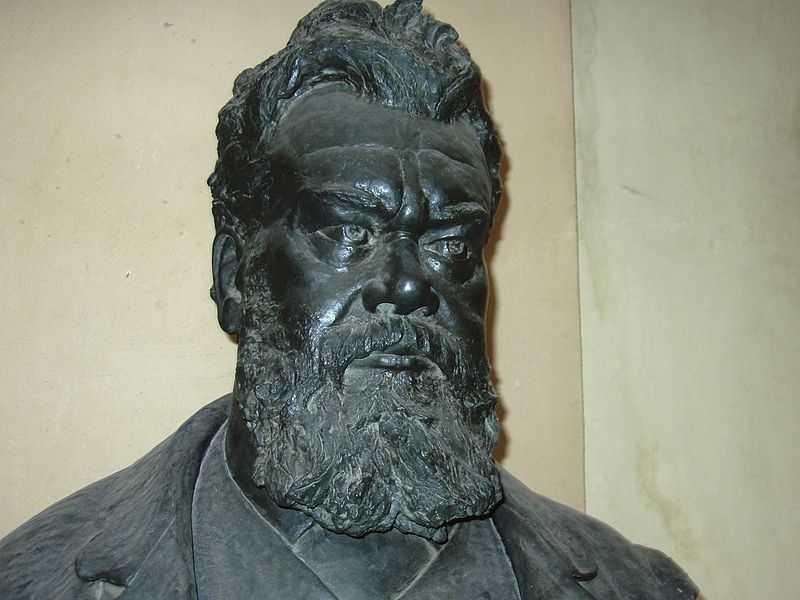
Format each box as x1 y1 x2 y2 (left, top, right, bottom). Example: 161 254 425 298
71 395 695 599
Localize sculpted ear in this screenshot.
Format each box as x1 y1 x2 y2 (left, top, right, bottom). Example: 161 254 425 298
211 230 242 335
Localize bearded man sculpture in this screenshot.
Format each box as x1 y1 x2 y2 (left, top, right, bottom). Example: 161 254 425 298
0 1 698 598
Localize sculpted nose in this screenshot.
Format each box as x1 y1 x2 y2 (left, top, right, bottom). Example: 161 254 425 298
362 238 439 316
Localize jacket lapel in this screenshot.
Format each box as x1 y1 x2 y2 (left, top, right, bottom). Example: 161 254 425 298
491 466 697 599
74 397 231 599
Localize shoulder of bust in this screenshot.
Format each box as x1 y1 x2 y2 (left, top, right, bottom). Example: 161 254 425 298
492 465 699 600
0 396 230 600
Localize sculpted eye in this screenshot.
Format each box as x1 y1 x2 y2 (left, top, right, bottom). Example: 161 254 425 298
445 239 465 256
320 223 372 247
342 224 369 245
425 237 471 260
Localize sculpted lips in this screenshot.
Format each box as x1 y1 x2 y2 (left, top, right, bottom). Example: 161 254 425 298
348 343 439 373
317 315 461 380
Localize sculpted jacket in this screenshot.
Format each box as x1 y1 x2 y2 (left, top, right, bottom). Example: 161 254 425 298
0 397 698 599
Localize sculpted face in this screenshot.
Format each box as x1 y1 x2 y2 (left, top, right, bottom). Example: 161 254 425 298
229 85 501 541
262 86 492 362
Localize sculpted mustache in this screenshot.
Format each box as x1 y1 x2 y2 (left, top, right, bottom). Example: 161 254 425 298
314 316 464 381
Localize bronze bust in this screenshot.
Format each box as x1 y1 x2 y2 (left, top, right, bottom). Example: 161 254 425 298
0 1 697 598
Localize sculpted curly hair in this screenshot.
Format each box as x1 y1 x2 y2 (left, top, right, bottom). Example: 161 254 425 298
208 0 502 240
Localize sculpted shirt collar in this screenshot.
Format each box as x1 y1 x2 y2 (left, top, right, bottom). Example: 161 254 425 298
243 470 316 544
195 425 453 599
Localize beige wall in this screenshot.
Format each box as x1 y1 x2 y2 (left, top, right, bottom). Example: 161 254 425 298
0 0 582 538
574 0 800 598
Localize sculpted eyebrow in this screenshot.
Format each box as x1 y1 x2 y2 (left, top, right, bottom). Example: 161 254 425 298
430 201 490 225
300 186 392 215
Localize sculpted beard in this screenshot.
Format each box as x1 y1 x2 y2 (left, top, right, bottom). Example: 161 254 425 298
234 282 502 541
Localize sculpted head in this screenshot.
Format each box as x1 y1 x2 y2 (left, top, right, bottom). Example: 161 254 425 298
208 0 503 542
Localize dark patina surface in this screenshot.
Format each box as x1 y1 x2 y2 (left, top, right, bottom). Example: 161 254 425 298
0 1 698 598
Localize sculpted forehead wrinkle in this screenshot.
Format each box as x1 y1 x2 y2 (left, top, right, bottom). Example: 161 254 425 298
298 147 403 184
298 147 403 209
270 86 487 163
268 87 492 223
417 148 492 210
